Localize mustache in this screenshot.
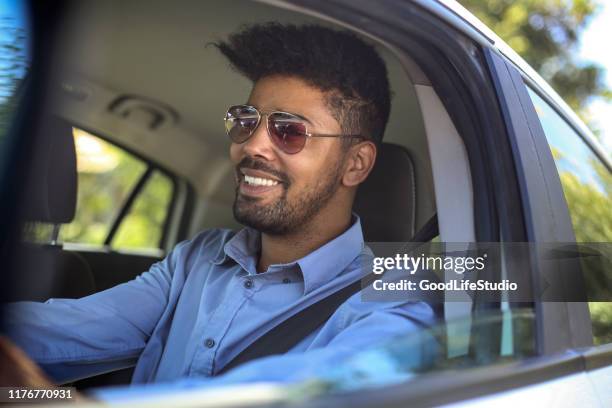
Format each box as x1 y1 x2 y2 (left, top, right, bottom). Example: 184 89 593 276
236 157 290 185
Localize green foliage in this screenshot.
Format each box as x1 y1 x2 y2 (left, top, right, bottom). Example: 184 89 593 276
590 302 612 345
459 0 610 113
60 132 173 251
560 159 612 243
61 139 146 245
557 156 612 345
113 171 173 249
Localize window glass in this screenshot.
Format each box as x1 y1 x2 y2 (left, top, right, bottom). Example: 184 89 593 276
280 309 535 397
60 129 146 245
22 128 175 251
112 170 174 250
0 3 29 146
527 87 612 345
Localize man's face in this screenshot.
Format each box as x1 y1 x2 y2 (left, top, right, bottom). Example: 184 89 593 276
230 75 347 235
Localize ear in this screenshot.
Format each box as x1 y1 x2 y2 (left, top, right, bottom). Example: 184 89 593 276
342 141 377 187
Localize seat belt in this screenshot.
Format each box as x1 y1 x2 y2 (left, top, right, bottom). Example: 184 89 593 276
217 213 440 375
217 274 369 375
410 213 438 242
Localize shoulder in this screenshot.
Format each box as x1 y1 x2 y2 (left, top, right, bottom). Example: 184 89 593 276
338 245 441 327
338 295 438 331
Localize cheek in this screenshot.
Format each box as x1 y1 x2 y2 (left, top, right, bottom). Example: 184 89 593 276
229 143 242 164
286 152 338 191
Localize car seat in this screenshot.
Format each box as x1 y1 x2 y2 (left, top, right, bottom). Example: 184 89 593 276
12 115 96 301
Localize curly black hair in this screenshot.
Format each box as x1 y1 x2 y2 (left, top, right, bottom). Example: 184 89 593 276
215 23 391 144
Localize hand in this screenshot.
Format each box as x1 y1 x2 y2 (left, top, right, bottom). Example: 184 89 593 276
0 336 94 402
0 336 55 387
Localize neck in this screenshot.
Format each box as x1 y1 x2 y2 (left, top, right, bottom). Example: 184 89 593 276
257 207 353 273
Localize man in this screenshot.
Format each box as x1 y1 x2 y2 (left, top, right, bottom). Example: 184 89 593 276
2 23 436 400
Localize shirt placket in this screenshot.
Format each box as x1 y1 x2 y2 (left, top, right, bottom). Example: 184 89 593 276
188 271 259 377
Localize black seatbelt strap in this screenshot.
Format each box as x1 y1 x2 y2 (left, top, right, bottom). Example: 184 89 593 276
217 213 439 375
411 213 438 242
217 275 374 375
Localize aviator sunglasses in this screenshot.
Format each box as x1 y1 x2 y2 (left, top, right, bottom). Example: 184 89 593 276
224 104 364 154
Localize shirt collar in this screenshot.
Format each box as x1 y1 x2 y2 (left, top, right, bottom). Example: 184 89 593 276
211 228 258 273
213 215 365 294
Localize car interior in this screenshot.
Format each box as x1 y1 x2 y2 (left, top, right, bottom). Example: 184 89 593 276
12 0 481 389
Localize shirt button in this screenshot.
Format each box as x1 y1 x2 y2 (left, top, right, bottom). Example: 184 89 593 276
244 279 253 289
282 278 291 284
204 338 215 348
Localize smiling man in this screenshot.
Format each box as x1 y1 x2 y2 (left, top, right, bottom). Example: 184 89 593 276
230 74 372 272
2 23 436 398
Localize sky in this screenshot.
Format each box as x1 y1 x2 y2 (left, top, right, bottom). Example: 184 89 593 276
579 2 612 152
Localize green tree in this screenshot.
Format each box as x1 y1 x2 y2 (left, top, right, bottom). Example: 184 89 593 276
555 153 612 345
459 0 610 114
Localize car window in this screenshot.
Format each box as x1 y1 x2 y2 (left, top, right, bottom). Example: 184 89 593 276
0 5 28 155
112 170 174 250
60 128 147 246
281 309 535 398
527 87 612 346
26 128 175 253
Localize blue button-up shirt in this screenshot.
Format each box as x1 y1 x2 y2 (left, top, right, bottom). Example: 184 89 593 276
5 217 436 400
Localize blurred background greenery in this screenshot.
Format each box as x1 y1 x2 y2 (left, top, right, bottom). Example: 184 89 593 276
59 129 174 251
459 0 611 120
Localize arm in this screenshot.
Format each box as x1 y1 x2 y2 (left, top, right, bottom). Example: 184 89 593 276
89 301 439 402
3 241 188 383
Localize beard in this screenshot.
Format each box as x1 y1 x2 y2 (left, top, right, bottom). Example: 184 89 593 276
233 157 344 235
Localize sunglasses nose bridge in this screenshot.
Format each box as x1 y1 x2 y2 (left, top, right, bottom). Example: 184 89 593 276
241 112 278 156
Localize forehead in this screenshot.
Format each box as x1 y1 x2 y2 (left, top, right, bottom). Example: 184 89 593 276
247 75 339 130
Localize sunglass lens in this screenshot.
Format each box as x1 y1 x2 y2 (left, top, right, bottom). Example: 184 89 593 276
225 106 259 143
268 115 307 154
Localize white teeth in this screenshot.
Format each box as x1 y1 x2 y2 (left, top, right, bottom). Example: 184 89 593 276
244 175 279 186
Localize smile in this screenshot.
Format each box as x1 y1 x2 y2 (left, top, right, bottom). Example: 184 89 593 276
238 169 283 198
243 175 279 186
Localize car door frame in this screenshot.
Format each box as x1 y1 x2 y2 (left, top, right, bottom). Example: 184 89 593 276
484 49 593 353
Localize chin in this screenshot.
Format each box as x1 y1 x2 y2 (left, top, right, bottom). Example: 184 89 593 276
233 203 294 235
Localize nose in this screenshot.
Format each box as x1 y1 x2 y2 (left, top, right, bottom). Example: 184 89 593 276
240 115 276 160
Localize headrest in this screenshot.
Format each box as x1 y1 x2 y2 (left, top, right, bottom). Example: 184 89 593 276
23 116 77 223
353 143 416 242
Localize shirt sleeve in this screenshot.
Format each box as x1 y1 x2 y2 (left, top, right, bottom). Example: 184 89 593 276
89 301 440 403
3 240 189 384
